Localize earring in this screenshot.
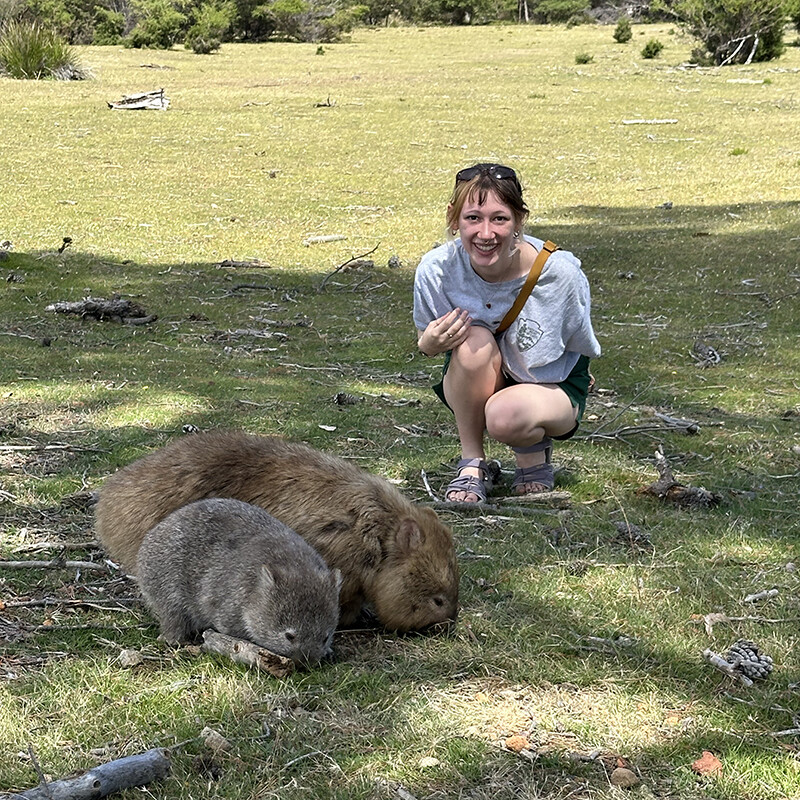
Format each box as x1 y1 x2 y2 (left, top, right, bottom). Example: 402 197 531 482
451 229 458 236
513 231 520 239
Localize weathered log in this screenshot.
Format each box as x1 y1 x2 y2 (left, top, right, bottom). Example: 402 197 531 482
3 748 170 799
201 629 295 677
107 89 169 111
45 297 155 324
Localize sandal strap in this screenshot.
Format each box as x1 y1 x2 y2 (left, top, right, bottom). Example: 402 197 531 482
445 457 492 503
512 437 552 457
512 462 555 491
455 457 490 478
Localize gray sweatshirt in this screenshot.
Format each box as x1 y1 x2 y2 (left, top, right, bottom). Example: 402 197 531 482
413 235 601 384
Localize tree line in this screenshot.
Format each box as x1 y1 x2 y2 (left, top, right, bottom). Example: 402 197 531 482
0 0 798 62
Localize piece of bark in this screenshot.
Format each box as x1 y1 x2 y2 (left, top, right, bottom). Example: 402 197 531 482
4 748 170 799
201 629 295 677
639 446 721 508
45 297 155 324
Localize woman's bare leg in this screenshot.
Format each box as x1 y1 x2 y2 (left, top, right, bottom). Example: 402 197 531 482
442 326 504 502
484 383 578 493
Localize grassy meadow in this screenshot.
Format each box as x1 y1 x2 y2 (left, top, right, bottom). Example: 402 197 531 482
1 21 800 799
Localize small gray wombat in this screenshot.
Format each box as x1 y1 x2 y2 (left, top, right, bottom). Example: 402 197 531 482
136 498 341 665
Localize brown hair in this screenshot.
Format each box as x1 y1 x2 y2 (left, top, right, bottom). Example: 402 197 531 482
445 164 529 234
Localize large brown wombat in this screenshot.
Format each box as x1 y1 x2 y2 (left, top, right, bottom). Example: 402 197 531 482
137 498 341 665
95 431 459 632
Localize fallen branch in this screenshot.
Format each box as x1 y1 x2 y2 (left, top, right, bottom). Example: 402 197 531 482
201 629 295 677
702 648 754 687
639 446 721 508
0 559 111 574
319 243 380 291
217 258 271 269
428 500 566 516
107 89 169 111
744 588 779 604
622 118 678 124
4 747 170 799
45 297 156 324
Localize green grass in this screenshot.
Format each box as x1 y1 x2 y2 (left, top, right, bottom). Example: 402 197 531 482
1 22 800 800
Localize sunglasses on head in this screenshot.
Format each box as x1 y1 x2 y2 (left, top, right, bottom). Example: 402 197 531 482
455 163 521 191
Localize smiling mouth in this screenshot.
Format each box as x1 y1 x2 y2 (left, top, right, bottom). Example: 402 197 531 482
474 242 497 253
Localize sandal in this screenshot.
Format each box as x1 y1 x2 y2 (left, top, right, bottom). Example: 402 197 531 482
445 458 492 504
512 438 554 495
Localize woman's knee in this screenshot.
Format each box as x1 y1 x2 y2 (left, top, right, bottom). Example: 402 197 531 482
484 396 529 442
450 326 501 375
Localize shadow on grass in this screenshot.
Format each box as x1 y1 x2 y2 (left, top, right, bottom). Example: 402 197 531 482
1 201 799 797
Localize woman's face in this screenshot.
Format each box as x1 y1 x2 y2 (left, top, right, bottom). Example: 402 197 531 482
455 189 518 276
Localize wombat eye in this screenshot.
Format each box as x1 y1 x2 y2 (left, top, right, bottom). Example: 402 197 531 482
433 596 444 607
285 631 296 642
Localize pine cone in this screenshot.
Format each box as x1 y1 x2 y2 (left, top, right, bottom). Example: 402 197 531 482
726 639 774 681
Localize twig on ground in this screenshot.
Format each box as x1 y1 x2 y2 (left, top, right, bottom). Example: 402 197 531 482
428 500 566 516
702 648 754 687
318 244 380 291
419 470 439 502
744 588 779 603
0 443 106 454
13 541 100 553
0 559 111 574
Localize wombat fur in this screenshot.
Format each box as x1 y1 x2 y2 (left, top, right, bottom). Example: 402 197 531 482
136 498 341 665
95 431 459 632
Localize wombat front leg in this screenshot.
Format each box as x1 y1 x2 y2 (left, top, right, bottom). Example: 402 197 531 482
153 611 196 645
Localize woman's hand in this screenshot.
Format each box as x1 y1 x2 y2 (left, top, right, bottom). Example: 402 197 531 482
418 308 472 356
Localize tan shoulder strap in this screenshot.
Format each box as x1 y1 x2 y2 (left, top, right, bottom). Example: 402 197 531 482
495 240 558 334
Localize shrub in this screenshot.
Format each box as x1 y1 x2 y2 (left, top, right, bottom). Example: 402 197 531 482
641 37 664 57
184 0 234 52
125 0 187 48
613 16 632 42
92 6 124 45
575 50 593 63
532 0 590 23
655 0 787 64
0 18 89 78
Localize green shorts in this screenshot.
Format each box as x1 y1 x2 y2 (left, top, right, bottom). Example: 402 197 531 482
432 353 592 441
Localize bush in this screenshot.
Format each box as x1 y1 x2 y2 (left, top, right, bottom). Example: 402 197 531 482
0 18 89 78
655 0 788 64
574 50 593 63
532 0 590 23
641 37 663 57
92 6 124 45
613 16 632 42
125 0 187 48
184 0 234 52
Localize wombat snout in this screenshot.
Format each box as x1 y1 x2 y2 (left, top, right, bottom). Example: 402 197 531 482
136 498 341 666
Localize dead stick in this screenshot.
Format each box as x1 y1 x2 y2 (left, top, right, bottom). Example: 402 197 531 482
201 629 295 677
702 648 754 687
318 243 380 291
0 560 111 574
5 748 170 799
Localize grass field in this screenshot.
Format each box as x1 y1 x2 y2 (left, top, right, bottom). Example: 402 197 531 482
1 22 800 799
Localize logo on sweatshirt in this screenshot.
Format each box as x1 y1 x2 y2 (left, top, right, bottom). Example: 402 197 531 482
515 317 543 351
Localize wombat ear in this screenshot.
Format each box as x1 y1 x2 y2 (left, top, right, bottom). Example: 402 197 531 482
396 519 424 553
331 568 343 594
259 565 276 589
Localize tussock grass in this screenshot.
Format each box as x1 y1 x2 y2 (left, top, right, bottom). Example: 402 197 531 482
1 22 799 800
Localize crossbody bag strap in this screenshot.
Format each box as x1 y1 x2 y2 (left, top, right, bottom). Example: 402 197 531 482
495 240 558 334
